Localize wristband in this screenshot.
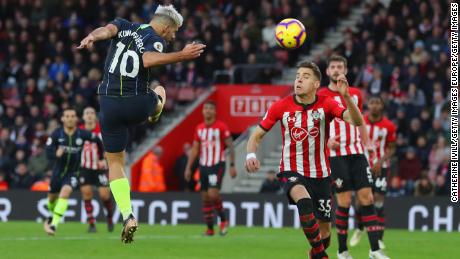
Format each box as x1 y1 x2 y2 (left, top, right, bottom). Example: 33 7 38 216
246 153 257 160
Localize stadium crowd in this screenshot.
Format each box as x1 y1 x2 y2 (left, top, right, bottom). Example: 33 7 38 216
0 0 451 197
328 0 450 197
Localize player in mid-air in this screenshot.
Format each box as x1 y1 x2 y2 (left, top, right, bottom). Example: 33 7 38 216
44 108 103 235
245 61 364 259
77 5 205 243
349 95 396 250
318 55 389 259
78 107 114 233
184 100 237 236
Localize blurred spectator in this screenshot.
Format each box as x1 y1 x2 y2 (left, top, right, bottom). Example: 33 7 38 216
428 136 449 180
10 163 35 189
260 170 281 193
415 136 430 168
434 174 449 196
174 142 198 192
398 147 422 195
414 173 434 197
387 176 405 197
139 146 166 192
0 171 8 191
27 143 48 178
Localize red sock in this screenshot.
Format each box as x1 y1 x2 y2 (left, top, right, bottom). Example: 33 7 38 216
84 199 95 225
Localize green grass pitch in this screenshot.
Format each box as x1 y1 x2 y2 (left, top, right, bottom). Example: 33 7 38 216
0 221 457 259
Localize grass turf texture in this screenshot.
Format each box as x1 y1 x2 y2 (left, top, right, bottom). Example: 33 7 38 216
0 221 456 259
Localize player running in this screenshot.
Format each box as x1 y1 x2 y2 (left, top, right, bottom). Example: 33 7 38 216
79 107 114 233
77 5 205 243
44 108 103 235
245 61 364 259
184 100 237 236
349 95 396 250
317 55 389 259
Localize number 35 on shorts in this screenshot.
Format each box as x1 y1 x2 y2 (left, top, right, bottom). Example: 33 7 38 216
317 199 331 218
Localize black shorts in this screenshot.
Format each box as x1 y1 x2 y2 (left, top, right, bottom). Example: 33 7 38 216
329 154 373 193
199 162 225 191
277 172 332 222
99 92 158 153
79 169 109 187
50 171 79 193
372 168 389 194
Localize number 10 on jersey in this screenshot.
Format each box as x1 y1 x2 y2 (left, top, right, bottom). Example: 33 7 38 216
109 42 140 78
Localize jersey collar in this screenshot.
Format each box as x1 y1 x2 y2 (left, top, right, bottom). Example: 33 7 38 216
293 94 318 110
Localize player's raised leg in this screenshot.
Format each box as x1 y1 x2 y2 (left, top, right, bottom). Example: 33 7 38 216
148 85 166 123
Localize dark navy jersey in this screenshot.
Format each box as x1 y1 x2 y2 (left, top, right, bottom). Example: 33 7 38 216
46 127 103 177
98 18 167 96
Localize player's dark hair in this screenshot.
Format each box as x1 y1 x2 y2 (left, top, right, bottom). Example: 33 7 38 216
327 55 348 67
61 107 77 117
297 61 322 82
203 100 216 107
368 94 384 104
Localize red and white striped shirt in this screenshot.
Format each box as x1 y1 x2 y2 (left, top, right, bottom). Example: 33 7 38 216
79 123 105 170
259 95 346 178
317 87 364 157
194 120 231 167
364 115 396 168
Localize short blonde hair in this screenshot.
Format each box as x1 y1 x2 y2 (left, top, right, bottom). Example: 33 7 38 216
154 5 183 27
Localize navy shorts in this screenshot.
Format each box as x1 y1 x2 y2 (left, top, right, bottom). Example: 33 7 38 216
330 154 373 193
199 162 226 191
50 171 79 193
277 172 333 222
79 169 109 187
99 92 158 153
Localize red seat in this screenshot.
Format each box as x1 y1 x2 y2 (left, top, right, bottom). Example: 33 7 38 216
176 87 195 102
274 50 289 64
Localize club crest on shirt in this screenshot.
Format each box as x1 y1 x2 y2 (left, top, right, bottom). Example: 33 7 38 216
288 176 298 182
290 127 308 142
311 110 321 121
335 178 343 188
76 138 83 145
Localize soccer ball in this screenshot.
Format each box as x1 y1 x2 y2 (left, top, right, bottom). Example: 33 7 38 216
275 18 306 49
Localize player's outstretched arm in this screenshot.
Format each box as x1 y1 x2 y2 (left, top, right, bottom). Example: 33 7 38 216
77 24 118 49
142 43 206 68
245 126 267 173
336 74 364 126
184 141 200 181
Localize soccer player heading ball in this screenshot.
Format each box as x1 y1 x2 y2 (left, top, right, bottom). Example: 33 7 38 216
245 61 364 259
78 5 206 243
